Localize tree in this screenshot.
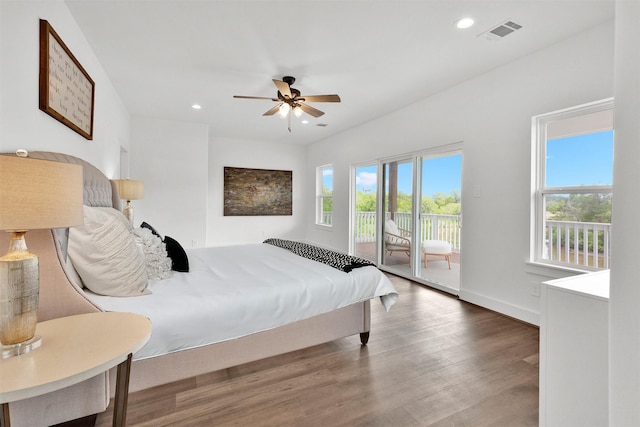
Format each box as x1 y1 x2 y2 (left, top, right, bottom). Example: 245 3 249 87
322 185 333 214
357 190 462 215
355 192 376 212
547 193 611 223
425 191 461 215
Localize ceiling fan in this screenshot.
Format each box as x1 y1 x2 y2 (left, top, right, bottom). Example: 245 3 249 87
234 76 341 132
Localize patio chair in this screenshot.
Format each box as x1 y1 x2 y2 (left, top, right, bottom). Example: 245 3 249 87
385 219 452 269
384 219 411 258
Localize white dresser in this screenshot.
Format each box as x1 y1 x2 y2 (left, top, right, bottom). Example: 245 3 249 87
539 270 609 427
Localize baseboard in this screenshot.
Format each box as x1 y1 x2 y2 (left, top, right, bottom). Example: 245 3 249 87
459 289 540 326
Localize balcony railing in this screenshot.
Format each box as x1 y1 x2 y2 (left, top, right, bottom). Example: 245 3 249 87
351 212 462 251
544 220 611 269
348 213 610 269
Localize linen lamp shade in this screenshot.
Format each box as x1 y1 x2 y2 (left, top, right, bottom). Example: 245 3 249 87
0 156 84 230
113 179 144 202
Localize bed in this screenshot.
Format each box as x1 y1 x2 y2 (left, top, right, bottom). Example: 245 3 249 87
1 151 398 426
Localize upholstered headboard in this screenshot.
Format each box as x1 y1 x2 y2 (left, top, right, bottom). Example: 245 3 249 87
22 151 121 209
0 151 119 320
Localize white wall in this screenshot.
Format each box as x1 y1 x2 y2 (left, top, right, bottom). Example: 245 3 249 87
609 1 640 424
207 137 307 246
130 117 208 248
0 1 128 175
306 21 615 324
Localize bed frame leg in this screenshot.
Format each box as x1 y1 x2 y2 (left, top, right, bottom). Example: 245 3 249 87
360 332 370 345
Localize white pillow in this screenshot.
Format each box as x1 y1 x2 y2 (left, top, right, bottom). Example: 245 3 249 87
68 206 150 297
385 219 400 236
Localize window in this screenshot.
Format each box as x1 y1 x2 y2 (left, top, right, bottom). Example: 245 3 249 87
316 165 333 226
532 99 613 269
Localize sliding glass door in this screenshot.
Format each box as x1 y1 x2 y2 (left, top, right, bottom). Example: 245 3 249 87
418 153 462 290
351 146 462 293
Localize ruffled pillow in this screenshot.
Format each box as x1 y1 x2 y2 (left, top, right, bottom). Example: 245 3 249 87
139 221 190 272
133 227 173 280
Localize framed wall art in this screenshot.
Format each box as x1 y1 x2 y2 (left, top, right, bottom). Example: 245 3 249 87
224 167 292 216
39 19 95 140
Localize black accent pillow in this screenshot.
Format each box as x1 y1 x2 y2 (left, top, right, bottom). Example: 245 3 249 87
140 221 161 238
164 235 189 272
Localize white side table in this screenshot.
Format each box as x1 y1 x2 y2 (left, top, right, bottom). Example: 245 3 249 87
0 312 151 427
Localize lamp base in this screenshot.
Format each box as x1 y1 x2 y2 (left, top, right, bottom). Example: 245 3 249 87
0 231 40 357
123 201 134 225
1 335 41 359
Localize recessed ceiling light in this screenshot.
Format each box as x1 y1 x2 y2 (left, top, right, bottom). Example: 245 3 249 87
454 17 475 29
191 104 202 110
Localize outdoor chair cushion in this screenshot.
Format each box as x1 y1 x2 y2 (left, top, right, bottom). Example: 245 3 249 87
422 240 452 255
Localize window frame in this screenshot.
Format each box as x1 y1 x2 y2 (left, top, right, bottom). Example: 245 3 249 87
316 164 333 227
531 98 613 270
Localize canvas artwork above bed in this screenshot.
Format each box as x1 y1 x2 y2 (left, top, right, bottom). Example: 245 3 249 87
223 166 293 216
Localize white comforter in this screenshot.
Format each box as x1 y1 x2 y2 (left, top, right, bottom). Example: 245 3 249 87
86 243 398 360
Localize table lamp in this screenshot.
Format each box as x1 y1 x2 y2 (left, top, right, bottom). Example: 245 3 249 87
0 153 83 358
112 179 144 225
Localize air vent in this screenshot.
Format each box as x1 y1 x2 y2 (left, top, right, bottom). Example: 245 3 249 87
316 123 328 127
480 20 522 40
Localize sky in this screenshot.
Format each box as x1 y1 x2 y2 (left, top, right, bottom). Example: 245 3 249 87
545 130 613 187
322 166 333 191
355 154 462 196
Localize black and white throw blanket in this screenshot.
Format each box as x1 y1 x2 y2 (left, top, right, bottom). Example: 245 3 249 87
263 238 375 273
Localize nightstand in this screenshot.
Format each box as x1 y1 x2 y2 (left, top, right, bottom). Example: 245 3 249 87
0 312 151 427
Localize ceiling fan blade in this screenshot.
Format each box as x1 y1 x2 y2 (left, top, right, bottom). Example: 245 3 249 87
298 102 325 118
272 79 292 99
299 94 341 103
263 103 282 116
234 95 279 101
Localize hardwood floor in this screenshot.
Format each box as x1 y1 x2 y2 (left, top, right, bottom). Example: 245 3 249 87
95 275 539 426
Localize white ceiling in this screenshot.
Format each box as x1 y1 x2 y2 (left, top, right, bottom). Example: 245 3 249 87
65 0 614 145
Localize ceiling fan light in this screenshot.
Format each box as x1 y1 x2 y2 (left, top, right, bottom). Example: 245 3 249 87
293 106 303 118
278 103 290 118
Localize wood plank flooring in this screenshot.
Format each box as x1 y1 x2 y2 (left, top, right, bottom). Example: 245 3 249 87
95 275 539 426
